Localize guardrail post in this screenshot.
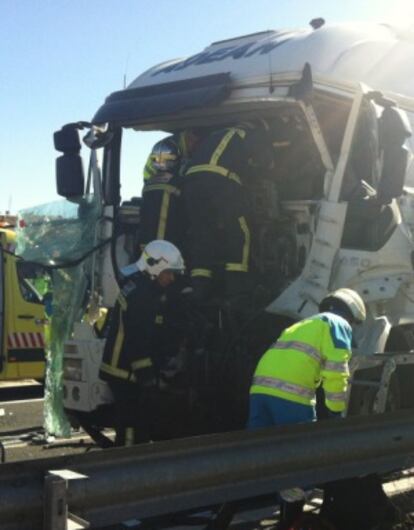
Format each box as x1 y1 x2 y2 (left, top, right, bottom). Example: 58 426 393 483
44 474 67 530
44 469 89 530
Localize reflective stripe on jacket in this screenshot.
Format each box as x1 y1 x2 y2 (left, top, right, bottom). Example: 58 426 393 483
139 179 183 247
250 313 352 412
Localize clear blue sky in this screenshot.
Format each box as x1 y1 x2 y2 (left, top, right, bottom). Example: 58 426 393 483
1 0 412 212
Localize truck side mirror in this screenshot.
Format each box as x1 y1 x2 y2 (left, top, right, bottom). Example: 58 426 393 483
54 125 85 199
378 106 412 203
54 125 82 153
56 154 85 198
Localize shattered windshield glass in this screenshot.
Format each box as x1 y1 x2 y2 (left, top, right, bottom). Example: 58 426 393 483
15 196 103 437
16 197 102 267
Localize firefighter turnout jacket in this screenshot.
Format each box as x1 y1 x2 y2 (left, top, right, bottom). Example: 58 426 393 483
99 272 162 386
250 313 353 412
182 127 251 283
140 173 184 249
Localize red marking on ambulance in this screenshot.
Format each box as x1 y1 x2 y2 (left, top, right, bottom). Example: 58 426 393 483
7 332 45 349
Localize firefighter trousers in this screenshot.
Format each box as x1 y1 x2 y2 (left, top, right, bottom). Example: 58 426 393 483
108 380 153 446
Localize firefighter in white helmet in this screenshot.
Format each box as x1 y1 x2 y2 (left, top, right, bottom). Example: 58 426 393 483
99 240 185 446
247 287 366 527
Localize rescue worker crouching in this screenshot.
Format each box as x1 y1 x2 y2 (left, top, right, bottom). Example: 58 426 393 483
248 288 366 426
182 122 274 304
247 288 366 529
99 240 185 446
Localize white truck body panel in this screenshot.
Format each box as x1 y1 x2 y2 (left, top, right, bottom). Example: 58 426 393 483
130 23 414 104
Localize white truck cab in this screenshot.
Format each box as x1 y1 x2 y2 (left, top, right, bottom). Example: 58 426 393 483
54 21 414 439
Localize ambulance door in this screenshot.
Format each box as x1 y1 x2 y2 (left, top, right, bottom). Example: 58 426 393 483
4 256 46 380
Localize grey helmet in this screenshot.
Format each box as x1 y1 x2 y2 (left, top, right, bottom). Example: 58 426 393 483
149 137 180 173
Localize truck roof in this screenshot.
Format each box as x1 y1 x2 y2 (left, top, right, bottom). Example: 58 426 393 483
130 22 414 99
93 22 414 127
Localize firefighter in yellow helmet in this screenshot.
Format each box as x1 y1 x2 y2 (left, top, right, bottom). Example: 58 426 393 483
139 130 203 251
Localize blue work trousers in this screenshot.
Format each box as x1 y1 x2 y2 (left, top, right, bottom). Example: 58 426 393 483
247 393 316 429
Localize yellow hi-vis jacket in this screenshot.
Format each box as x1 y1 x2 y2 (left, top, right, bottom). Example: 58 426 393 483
250 312 353 412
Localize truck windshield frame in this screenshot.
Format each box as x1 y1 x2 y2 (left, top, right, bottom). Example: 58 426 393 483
102 127 122 206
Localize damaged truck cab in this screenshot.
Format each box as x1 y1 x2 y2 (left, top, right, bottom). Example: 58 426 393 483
56 22 414 437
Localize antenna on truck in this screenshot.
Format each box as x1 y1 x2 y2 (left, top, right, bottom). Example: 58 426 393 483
123 52 131 89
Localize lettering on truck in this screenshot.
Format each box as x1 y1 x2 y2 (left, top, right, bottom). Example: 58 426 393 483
151 31 297 76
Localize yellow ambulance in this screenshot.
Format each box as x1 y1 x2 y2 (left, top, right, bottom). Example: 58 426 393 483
0 228 47 380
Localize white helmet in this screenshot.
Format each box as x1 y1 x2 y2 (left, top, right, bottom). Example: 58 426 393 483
136 240 185 279
319 288 366 324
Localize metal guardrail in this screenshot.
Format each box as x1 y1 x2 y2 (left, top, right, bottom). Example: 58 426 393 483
1 410 414 529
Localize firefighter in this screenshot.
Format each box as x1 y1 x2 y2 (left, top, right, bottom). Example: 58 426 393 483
99 240 185 446
247 288 366 528
139 130 203 251
143 129 201 182
182 123 274 303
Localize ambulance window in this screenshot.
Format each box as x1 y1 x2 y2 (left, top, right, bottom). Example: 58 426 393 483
16 262 46 305
19 279 43 304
